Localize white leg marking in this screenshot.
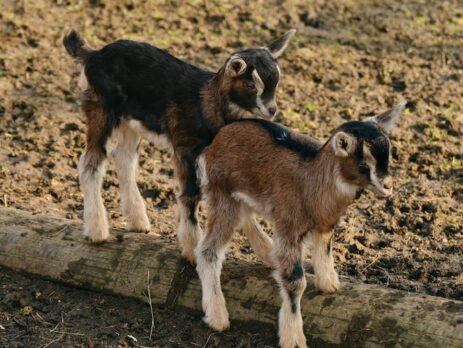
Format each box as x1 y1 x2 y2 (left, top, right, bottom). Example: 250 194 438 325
79 153 109 242
195 240 229 331
274 273 308 348
113 124 150 232
311 233 340 293
177 203 203 263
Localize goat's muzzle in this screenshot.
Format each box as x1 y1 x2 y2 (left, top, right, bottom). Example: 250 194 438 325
369 176 393 197
253 106 278 120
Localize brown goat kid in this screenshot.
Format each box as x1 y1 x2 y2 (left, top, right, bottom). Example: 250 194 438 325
63 29 295 262
195 102 406 348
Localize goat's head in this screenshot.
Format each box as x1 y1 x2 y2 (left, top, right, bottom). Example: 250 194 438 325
331 101 406 197
218 29 296 120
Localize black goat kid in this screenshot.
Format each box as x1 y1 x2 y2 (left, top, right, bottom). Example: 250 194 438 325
63 29 295 262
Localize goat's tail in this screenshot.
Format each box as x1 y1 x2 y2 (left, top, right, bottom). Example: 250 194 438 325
63 29 92 61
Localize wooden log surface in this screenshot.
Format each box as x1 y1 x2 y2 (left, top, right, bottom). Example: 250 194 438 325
0 207 462 347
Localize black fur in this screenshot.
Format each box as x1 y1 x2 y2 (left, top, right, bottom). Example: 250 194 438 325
229 49 279 110
339 121 390 178
284 261 304 314
63 30 88 59
84 40 215 141
284 262 304 283
288 290 298 314
64 31 286 241
235 119 320 159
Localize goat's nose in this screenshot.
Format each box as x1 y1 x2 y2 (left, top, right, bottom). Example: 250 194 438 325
382 177 393 190
268 106 277 115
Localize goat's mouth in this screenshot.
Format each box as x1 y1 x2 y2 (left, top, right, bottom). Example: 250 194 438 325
252 107 275 120
368 183 393 197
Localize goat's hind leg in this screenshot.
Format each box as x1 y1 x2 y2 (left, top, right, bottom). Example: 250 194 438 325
240 214 273 266
273 235 308 348
79 97 111 242
195 196 240 331
80 149 109 242
174 154 203 263
113 122 150 232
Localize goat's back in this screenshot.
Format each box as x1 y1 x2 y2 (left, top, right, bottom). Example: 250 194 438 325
84 40 212 101
203 119 322 194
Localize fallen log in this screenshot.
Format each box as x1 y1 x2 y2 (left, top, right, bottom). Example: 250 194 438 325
0 207 462 347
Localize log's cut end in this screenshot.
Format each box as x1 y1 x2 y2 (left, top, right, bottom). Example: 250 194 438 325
0 207 462 347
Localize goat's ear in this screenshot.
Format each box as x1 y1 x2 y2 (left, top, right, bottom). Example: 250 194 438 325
226 55 247 77
266 29 296 59
332 131 356 157
364 101 407 133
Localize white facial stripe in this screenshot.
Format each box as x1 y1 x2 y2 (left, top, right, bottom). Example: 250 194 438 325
78 66 88 89
251 70 269 118
256 96 265 109
252 69 265 96
363 144 382 188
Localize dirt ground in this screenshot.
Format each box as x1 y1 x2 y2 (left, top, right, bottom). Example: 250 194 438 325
0 0 462 347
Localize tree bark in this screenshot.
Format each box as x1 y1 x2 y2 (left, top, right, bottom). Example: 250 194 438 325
0 207 462 347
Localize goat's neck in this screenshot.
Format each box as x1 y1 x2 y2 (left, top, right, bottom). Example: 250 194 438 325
201 74 243 128
304 149 357 222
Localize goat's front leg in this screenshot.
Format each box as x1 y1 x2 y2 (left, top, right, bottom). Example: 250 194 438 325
311 231 340 293
174 152 203 263
273 236 308 348
113 122 150 232
195 196 240 331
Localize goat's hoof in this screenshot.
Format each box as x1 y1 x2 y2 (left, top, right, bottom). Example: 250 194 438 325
315 273 340 293
296 332 308 348
126 214 151 232
204 313 230 332
279 335 307 348
83 229 110 243
126 222 151 233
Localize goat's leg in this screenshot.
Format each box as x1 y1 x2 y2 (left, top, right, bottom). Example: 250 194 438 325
311 231 340 293
79 98 111 242
273 235 307 348
80 150 109 242
195 196 240 331
174 152 203 263
113 122 150 232
240 214 273 266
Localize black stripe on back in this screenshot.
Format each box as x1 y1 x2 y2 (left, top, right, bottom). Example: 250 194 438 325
233 118 320 159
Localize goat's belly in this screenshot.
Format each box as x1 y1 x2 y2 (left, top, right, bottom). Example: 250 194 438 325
127 119 172 151
231 191 272 217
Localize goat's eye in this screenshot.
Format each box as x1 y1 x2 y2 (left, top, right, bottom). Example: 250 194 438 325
358 162 369 172
246 82 256 91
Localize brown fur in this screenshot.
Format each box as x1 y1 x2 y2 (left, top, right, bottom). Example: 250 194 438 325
195 103 405 348
81 91 107 167
204 123 354 237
